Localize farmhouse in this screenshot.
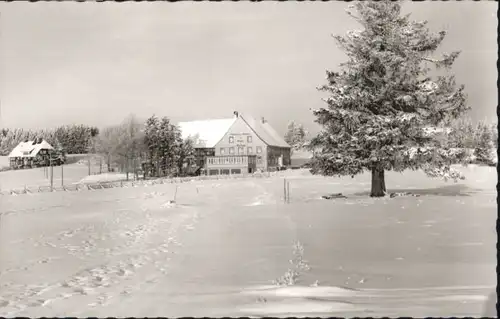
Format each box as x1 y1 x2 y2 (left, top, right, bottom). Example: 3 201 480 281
7 138 55 169
178 111 291 175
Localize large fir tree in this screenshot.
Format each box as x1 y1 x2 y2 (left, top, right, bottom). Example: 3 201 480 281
309 1 469 197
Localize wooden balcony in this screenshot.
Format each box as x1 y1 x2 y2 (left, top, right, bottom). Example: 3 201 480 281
205 155 257 175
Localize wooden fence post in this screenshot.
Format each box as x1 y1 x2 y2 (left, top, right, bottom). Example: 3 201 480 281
287 181 290 204
50 165 54 191
173 185 179 202
284 178 287 204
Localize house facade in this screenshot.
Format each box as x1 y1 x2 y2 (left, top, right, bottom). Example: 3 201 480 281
178 111 291 175
7 138 58 169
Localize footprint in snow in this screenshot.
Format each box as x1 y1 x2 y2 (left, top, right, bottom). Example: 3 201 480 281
114 268 130 277
0 299 10 307
30 298 54 307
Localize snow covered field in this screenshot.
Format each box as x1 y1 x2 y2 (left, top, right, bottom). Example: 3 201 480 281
0 167 497 317
0 155 116 192
0 156 8 169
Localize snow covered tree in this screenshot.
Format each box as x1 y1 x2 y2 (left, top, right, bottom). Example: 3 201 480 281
490 123 498 165
491 124 498 148
53 139 67 165
144 115 161 177
309 1 469 197
143 115 184 177
447 117 475 149
284 121 308 151
92 126 121 172
474 121 495 165
444 117 476 163
175 136 195 176
114 114 146 180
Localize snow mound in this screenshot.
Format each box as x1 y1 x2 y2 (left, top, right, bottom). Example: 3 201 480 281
239 285 358 316
161 200 177 208
241 285 358 298
78 173 127 184
240 299 355 315
144 192 166 199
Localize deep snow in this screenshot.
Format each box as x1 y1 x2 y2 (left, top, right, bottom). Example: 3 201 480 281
0 167 497 317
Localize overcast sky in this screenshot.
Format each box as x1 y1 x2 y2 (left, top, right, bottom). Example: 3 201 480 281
0 1 497 135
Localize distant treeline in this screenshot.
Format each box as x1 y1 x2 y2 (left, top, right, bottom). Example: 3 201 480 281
445 119 497 165
0 125 99 156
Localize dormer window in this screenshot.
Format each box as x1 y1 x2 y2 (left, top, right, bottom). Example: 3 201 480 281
229 136 234 143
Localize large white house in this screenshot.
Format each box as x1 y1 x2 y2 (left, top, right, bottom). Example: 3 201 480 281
178 111 291 175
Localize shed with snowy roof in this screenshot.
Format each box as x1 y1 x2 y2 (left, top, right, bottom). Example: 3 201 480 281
8 138 55 169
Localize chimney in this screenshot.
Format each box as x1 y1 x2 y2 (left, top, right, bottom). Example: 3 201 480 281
233 111 239 118
261 117 266 124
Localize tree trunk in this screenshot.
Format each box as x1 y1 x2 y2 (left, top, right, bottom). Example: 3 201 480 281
134 157 139 181
88 155 91 176
370 167 386 197
178 156 184 177
126 156 129 181
156 155 160 177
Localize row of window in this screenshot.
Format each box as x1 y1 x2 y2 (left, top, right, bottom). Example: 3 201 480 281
229 135 252 144
220 146 262 155
207 156 257 165
208 157 248 165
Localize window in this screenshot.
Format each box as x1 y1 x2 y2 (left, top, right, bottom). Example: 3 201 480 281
247 136 252 143
256 146 262 154
229 136 234 144
238 146 244 154
220 148 225 155
229 147 235 154
247 147 253 154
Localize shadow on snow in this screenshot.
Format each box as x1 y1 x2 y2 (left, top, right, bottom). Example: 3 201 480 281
352 184 477 198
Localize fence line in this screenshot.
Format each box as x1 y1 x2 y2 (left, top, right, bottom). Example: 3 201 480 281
0 172 273 197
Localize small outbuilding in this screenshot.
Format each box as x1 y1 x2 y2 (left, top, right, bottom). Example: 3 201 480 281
7 138 56 169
